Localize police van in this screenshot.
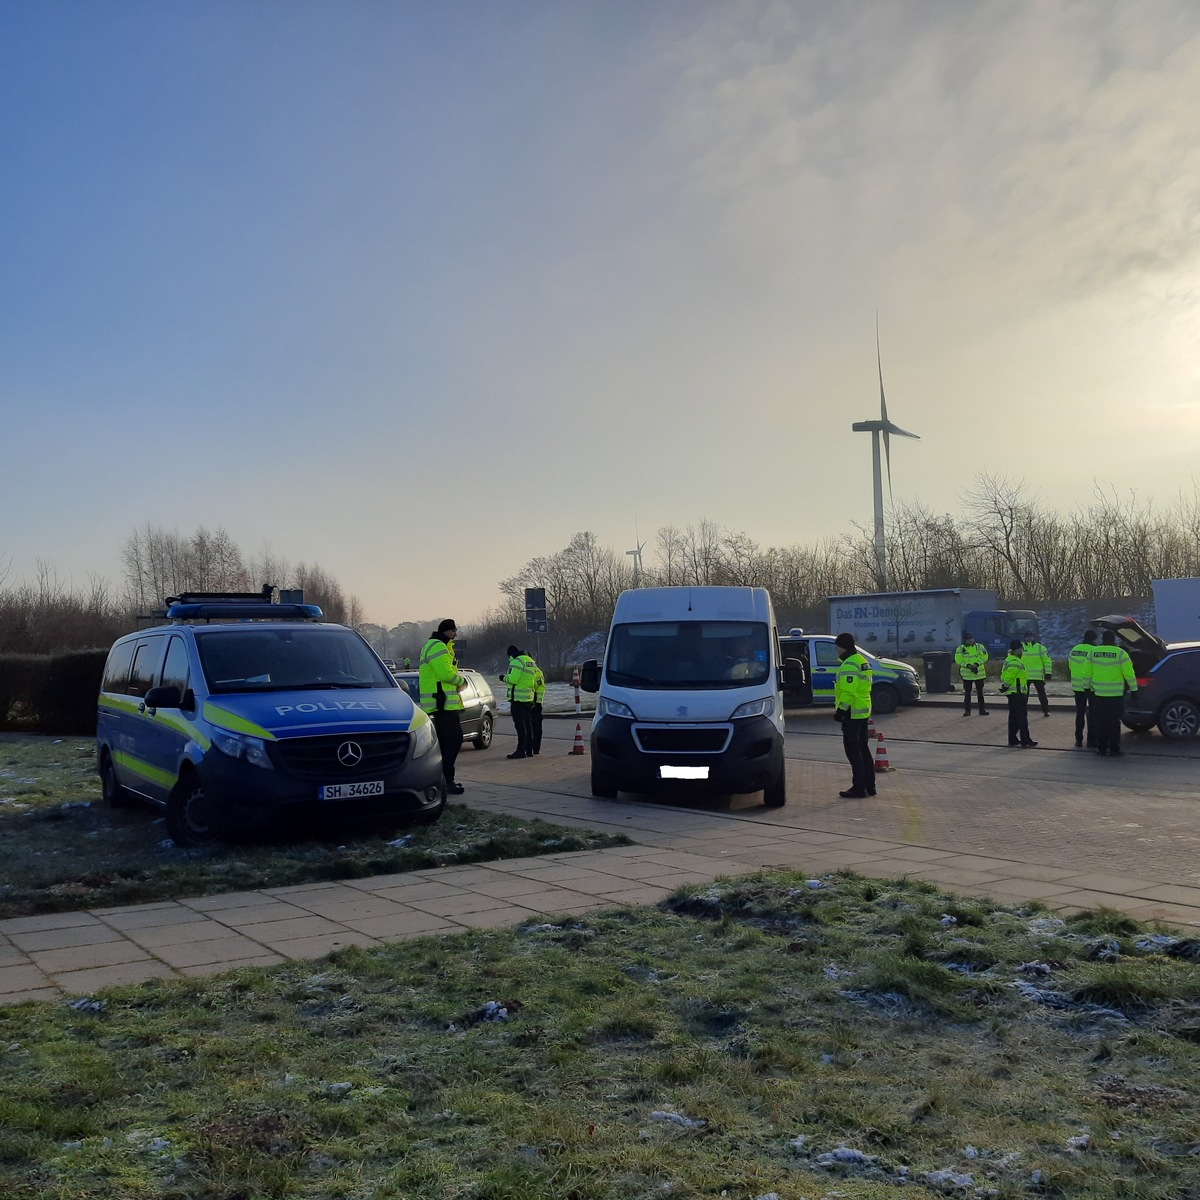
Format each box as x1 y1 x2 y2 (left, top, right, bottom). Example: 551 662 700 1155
778 630 922 714
96 591 445 846
580 586 798 806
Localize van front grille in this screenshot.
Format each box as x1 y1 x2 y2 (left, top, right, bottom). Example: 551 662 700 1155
632 725 731 754
272 732 410 778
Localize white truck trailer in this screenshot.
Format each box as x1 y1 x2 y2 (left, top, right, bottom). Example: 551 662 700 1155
827 588 1039 663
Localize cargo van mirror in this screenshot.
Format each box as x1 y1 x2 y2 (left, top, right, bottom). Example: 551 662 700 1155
580 660 600 693
144 685 183 710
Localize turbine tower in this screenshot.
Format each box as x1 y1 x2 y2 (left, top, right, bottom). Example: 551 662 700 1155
851 320 920 588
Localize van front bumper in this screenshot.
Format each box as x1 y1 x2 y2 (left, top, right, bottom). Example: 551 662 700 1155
590 714 783 795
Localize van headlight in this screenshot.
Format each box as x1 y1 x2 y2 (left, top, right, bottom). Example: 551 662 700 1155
212 730 274 770
410 715 437 759
730 697 774 720
598 696 636 719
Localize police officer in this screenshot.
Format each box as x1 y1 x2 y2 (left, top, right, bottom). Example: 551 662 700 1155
1000 639 1037 747
1020 635 1053 718
419 619 467 794
1067 629 1098 749
503 645 539 759
954 631 989 716
834 632 875 798
530 658 547 755
1089 630 1137 756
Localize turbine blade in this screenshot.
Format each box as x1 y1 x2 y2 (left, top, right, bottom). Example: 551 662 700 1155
881 420 921 440
876 318 888 423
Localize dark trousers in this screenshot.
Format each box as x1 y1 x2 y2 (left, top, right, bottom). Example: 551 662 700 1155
962 678 987 714
1093 694 1124 754
1028 678 1049 715
1007 692 1032 745
1074 691 1093 746
511 701 535 755
432 709 464 785
530 702 543 753
841 718 876 793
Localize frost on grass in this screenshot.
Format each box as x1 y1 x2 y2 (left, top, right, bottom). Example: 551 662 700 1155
647 1109 706 1129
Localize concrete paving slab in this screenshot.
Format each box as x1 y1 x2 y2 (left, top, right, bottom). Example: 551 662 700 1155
178 954 286 977
338 911 459 939
231 915 348 942
211 902 315 928
97 906 212 932
0 911 102 936
29 939 155 974
151 935 275 969
51 959 175 993
0 963 54 995
9 924 128 953
262 931 381 959
129 920 259 949
0 987 61 1006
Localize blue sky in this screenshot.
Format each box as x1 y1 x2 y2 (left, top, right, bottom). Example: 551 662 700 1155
3 0 1199 624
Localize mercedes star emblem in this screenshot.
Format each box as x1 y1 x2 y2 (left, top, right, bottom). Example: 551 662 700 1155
337 741 364 767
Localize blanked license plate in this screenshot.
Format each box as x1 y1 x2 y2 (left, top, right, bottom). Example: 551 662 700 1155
320 780 384 800
659 765 709 780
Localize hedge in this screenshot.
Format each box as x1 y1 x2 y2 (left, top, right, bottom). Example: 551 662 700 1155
0 649 108 735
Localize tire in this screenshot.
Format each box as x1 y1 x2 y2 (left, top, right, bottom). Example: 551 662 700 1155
165 776 222 847
871 684 899 715
1157 699 1200 740
1121 719 1154 733
100 754 135 809
473 712 494 750
591 769 619 799
763 766 787 808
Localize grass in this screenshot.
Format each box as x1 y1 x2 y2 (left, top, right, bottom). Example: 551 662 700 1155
2 872 1199 1199
0 735 632 918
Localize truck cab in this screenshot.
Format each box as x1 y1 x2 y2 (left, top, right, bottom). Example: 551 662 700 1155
778 630 922 714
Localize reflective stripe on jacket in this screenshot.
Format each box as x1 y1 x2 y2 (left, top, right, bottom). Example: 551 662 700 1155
419 636 465 713
1020 641 1052 681
506 654 538 703
1088 645 1137 698
834 651 873 719
1068 643 1095 692
954 643 988 680
533 665 546 704
1001 654 1028 695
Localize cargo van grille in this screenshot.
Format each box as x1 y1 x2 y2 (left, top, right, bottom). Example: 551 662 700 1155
633 725 731 754
272 732 410 778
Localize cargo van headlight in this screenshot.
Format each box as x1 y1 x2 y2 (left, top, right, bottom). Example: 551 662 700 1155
410 715 437 759
730 697 774 720
598 697 635 720
212 730 274 770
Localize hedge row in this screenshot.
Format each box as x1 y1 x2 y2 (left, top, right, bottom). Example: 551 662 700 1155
0 650 108 736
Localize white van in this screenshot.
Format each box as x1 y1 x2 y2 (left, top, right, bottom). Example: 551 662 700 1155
579 586 797 806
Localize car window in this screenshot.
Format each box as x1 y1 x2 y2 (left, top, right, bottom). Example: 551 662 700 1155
128 637 167 698
101 641 136 693
814 641 841 668
194 627 393 692
161 636 191 696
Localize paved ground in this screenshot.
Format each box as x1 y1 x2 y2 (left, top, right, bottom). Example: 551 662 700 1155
3 701 1198 1004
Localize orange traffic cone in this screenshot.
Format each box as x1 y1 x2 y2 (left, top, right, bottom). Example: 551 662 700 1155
874 733 893 772
569 723 586 755
867 718 878 741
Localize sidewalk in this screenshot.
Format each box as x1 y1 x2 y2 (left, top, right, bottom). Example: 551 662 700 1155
2 715 1200 1008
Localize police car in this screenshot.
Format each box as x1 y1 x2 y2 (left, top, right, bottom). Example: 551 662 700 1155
96 591 445 846
778 630 922 714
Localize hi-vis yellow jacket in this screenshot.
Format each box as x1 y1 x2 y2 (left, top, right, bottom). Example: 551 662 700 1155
1088 644 1137 698
954 642 988 681
505 654 539 704
1001 653 1029 695
1068 642 1096 692
419 636 465 713
834 652 873 719
1020 640 1052 682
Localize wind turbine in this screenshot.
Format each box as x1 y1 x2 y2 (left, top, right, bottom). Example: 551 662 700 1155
851 320 920 588
626 521 646 587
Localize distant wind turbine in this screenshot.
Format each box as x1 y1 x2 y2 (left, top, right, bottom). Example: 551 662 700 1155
851 319 920 588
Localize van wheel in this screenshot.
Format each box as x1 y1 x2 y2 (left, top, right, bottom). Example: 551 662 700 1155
473 713 494 750
100 754 135 809
166 778 222 847
591 770 618 799
1157 699 1200 740
871 685 899 715
411 791 447 825
763 767 787 808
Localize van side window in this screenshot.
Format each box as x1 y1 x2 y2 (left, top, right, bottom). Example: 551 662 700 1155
161 636 191 696
102 642 136 693
127 637 167 698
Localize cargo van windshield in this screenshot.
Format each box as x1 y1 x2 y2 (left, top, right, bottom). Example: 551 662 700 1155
606 621 770 689
196 628 394 693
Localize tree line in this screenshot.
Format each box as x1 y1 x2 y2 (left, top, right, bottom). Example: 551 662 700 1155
473 476 1200 664
0 525 362 655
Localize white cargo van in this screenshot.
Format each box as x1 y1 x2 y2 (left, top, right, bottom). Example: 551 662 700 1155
579 586 794 806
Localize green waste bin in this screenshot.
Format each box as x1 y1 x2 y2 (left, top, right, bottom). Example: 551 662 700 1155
922 652 953 694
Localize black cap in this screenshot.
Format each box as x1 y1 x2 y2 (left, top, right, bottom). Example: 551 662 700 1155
507 645 520 658
1009 639 1023 651
834 632 856 650
437 619 457 636
1083 630 1097 642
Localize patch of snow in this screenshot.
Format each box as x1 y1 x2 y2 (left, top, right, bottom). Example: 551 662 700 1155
649 1109 706 1129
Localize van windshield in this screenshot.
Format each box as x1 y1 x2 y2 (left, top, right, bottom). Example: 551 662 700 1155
196 628 394 693
606 621 770 689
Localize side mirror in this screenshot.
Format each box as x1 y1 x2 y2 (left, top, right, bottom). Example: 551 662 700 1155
580 659 600 693
144 685 183 710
